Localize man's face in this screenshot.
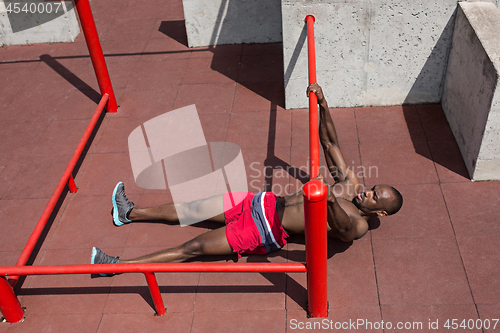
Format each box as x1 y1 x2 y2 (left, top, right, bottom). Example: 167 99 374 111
352 185 394 215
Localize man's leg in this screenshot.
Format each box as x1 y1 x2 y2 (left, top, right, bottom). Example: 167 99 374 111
120 226 232 263
113 182 226 225
129 195 225 224
93 226 233 265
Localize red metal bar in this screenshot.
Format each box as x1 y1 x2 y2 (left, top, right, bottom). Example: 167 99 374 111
303 180 328 317
305 14 320 179
144 272 166 316
0 277 24 323
1 262 306 276
74 0 117 113
0 262 305 321
304 14 328 318
1 14 328 323
9 94 109 287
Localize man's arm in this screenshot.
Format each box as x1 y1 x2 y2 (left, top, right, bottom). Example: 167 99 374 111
312 175 366 242
307 83 358 184
326 194 365 242
327 196 356 241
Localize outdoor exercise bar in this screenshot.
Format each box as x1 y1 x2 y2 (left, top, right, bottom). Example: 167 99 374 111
7 0 117 289
0 94 109 323
74 0 117 113
305 14 320 180
1 262 307 320
0 7 329 323
7 94 109 290
303 14 329 318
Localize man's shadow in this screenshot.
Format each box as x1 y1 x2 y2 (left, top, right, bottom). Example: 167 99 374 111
252 216 379 312
263 103 310 191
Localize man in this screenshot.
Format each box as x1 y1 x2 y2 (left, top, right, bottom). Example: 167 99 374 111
91 83 402 267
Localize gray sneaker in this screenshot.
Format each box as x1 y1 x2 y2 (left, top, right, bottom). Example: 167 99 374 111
91 247 119 276
112 182 134 226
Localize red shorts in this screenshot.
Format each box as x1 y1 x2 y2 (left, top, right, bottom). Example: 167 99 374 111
224 192 288 258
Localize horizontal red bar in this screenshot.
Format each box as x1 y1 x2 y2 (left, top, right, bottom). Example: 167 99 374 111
1 262 307 276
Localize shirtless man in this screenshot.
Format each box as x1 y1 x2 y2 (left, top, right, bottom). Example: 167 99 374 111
91 83 403 267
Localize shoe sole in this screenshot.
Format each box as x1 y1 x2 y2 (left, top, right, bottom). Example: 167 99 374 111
112 182 124 226
91 247 97 264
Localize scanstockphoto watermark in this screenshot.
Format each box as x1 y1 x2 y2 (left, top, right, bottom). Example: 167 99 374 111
289 318 500 331
290 319 424 330
249 162 379 197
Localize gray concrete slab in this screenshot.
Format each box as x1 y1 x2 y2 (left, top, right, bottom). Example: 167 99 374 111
442 2 500 181
182 0 283 47
281 0 499 109
281 0 470 108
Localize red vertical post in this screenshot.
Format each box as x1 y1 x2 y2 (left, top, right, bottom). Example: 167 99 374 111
305 15 320 179
144 272 166 316
304 14 328 318
74 0 118 113
0 276 24 323
303 180 328 317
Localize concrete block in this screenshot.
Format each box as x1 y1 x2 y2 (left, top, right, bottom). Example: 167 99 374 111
282 0 370 108
0 0 79 46
442 2 500 180
282 0 463 109
367 0 455 105
182 0 282 47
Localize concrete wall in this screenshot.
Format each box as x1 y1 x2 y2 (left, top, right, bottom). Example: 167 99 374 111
181 0 500 111
442 2 500 181
182 0 283 47
0 0 79 46
281 0 499 109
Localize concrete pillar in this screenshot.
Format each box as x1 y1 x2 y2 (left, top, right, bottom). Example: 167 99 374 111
442 2 500 181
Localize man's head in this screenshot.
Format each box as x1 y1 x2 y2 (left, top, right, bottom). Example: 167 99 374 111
352 184 403 217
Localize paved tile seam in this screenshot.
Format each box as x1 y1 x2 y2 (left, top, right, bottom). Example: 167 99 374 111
368 232 383 314
436 183 481 316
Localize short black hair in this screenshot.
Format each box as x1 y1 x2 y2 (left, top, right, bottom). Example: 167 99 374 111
386 186 403 215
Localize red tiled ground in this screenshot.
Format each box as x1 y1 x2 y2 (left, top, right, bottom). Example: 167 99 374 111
1 0 499 332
